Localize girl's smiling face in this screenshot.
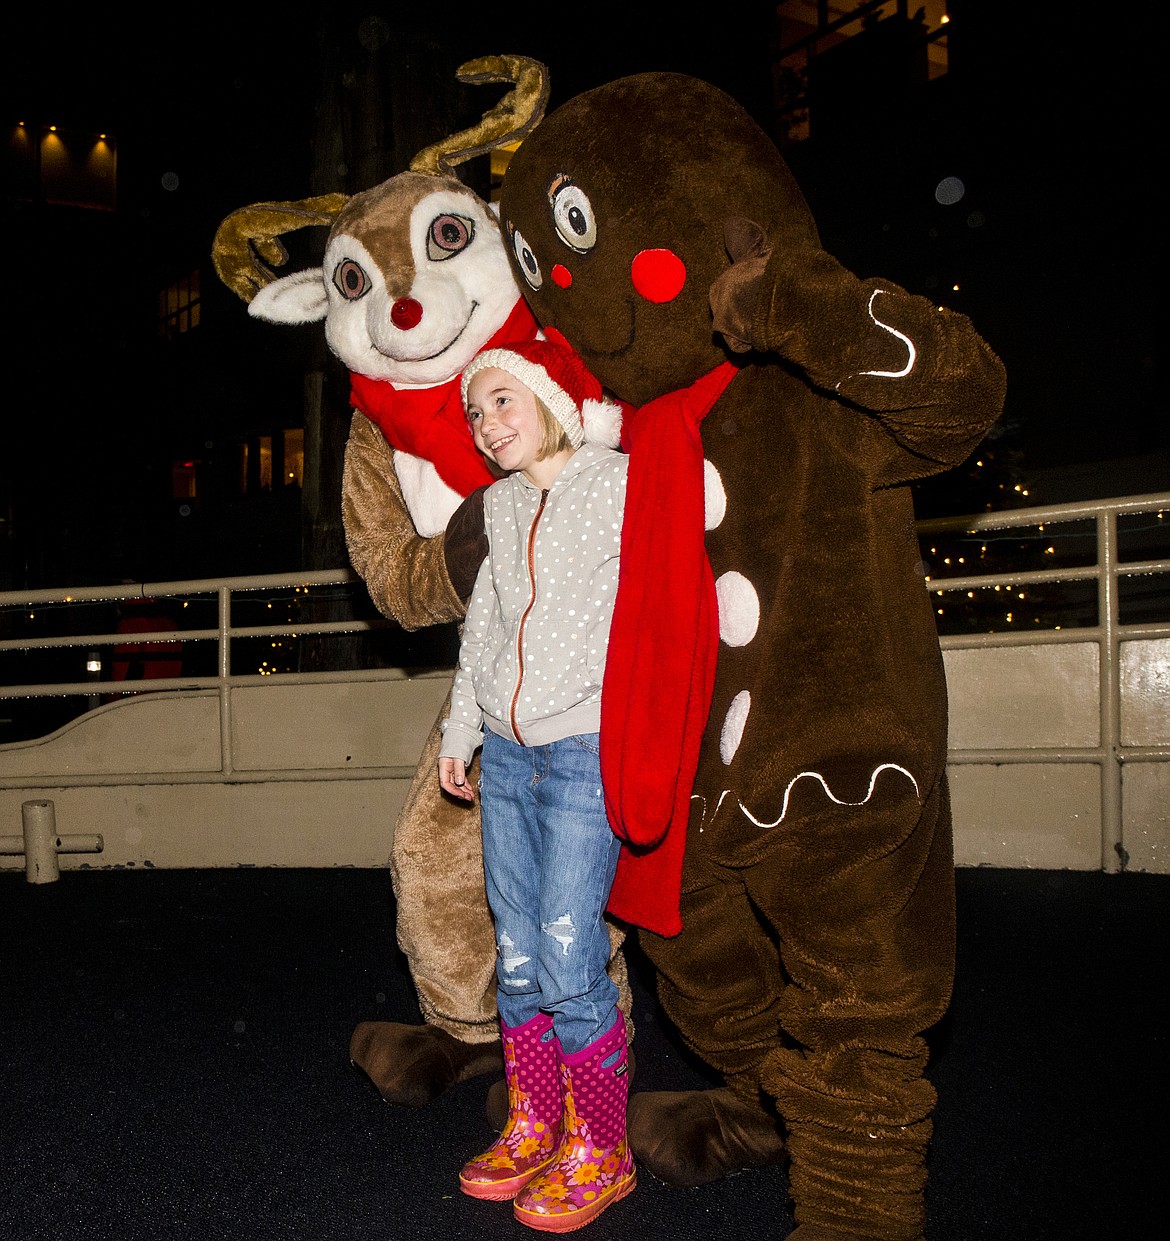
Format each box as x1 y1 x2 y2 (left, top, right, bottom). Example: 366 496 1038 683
465 366 549 483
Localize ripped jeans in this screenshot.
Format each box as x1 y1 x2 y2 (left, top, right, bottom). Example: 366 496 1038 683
479 729 622 1055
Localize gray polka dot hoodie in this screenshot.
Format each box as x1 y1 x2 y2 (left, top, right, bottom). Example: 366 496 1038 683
440 444 628 765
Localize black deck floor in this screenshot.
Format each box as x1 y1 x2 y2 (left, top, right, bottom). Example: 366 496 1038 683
1 866 1165 1240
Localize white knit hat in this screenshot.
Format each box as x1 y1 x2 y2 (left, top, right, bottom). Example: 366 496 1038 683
461 335 622 450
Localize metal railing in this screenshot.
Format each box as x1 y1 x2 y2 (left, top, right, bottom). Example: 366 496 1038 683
918 491 1169 871
0 569 450 770
0 568 389 699
3 493 1168 872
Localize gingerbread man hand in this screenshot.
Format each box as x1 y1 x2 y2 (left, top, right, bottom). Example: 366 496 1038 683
709 217 771 353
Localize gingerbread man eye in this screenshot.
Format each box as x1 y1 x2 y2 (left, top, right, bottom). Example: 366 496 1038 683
550 181 597 253
426 213 474 260
510 226 543 290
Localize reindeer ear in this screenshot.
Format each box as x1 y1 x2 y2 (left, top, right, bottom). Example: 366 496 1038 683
248 269 329 325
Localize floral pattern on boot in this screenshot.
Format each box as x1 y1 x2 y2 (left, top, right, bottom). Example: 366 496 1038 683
459 1014 563 1201
514 1013 636 1232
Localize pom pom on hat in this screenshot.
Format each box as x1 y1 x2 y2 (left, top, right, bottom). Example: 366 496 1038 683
461 335 622 450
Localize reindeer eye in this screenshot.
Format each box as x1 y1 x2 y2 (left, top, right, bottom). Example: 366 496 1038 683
333 259 370 300
510 226 543 291
427 213 474 260
550 181 596 253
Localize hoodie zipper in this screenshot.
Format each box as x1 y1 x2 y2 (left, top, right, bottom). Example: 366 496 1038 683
510 488 548 743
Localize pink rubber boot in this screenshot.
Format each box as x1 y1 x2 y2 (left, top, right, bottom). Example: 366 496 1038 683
513 1012 636 1232
459 1012 563 1201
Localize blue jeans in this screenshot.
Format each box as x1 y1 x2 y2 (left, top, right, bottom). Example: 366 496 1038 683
479 729 622 1055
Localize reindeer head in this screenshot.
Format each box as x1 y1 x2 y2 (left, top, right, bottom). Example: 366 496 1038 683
250 172 519 387
212 55 549 389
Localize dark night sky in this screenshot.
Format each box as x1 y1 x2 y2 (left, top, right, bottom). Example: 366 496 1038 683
1 2 1163 586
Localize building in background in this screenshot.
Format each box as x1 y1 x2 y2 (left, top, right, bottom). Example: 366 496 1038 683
0 2 1161 595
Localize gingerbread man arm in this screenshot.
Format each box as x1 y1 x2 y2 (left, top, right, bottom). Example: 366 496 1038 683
713 224 1007 487
341 412 466 630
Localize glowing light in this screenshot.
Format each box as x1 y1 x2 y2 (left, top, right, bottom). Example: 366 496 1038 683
934 176 966 205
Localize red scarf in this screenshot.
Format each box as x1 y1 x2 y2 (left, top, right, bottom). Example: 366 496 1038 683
602 361 739 938
348 298 541 498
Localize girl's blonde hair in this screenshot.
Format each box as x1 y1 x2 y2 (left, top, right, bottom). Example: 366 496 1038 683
533 394 572 460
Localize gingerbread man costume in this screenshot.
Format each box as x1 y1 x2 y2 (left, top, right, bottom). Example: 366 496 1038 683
498 72 1006 1240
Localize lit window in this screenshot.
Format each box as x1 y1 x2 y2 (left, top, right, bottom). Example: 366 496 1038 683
257 436 272 490
7 123 117 209
282 428 304 487
159 270 201 339
172 460 199 500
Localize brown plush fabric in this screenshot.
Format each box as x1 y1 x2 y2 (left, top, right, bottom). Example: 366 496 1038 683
626 1086 785 1188
348 1019 503 1108
341 413 468 630
499 72 1006 1238
442 484 490 603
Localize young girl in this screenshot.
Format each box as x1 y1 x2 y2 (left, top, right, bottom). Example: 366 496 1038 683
438 337 634 1232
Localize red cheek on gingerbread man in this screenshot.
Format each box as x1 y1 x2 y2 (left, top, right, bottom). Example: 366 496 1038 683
631 248 687 302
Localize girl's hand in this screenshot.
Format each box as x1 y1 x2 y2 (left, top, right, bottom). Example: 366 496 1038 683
439 756 475 802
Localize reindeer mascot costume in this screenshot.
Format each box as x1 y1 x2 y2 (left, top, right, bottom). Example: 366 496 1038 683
497 73 1006 1240
212 57 631 1112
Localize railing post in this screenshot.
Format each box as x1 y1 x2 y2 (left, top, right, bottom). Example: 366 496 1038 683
22 800 60 882
218 584 234 777
0 801 104 883
1098 508 1123 871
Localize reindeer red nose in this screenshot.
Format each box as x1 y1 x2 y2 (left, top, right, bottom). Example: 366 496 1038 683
390 298 423 330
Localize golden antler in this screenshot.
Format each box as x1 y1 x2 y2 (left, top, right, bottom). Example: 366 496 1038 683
211 194 349 303
211 56 548 302
410 54 550 175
